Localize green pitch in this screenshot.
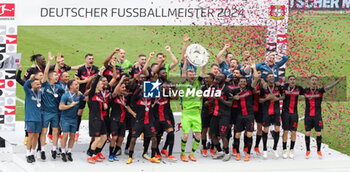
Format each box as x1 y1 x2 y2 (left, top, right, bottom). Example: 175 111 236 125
15 13 349 155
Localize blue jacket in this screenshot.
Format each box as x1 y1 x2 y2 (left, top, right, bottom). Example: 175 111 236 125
256 55 289 82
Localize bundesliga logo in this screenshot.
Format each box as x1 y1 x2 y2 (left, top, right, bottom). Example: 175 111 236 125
0 4 15 17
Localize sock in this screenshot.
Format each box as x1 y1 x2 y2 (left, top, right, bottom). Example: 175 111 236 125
52 146 57 151
156 135 162 155
87 140 93 153
234 137 240 153
221 147 228 154
168 132 175 155
143 137 151 155
273 131 280 150
316 136 322 152
91 149 96 156
101 141 107 151
67 148 72 153
125 133 132 150
262 132 268 151
41 145 45 152
26 149 31 156
77 116 82 132
305 136 310 151
247 137 253 154
96 148 101 154
210 142 215 150
283 142 287 150
290 141 295 150
31 149 35 155
129 150 134 158
181 139 187 155
255 134 262 148
151 148 157 158
113 145 121 155
109 146 114 156
244 135 248 149
202 139 207 150
162 134 169 150
190 138 200 155
87 149 93 157
215 144 222 152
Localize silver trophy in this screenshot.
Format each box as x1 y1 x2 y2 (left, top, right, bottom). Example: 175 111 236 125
186 44 209 67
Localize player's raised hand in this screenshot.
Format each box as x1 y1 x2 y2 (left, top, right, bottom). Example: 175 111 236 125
17 64 22 71
224 44 231 49
339 76 345 82
165 46 171 52
183 34 190 42
149 52 155 58
111 60 116 66
48 52 54 61
99 66 106 75
114 48 120 53
56 53 62 64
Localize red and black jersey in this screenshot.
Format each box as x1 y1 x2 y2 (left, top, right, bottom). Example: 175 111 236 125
260 84 284 115
152 97 171 122
253 83 262 112
103 65 122 82
111 94 128 123
101 85 112 117
282 85 304 114
233 86 255 117
227 80 239 108
23 66 45 80
88 75 105 121
131 88 153 124
75 65 99 93
201 84 216 115
49 64 71 81
213 85 233 117
129 65 151 79
302 88 325 117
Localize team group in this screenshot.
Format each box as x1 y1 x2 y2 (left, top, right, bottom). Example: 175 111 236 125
18 35 344 164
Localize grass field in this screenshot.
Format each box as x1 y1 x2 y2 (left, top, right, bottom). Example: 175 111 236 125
15 12 350 155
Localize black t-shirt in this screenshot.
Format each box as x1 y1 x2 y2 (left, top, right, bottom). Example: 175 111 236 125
49 64 71 81
103 65 122 82
88 75 105 121
260 84 284 115
75 65 99 93
129 65 151 79
227 80 239 108
233 86 255 117
130 88 153 124
23 66 44 80
302 88 325 117
213 85 233 117
111 94 128 123
282 85 304 114
201 84 216 115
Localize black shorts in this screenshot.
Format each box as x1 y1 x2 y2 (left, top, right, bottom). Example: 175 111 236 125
110 120 126 137
125 113 136 130
262 113 281 127
79 100 86 109
154 119 173 135
281 112 298 131
131 121 156 138
304 116 323 132
230 108 238 124
209 116 230 137
254 110 263 123
89 120 107 137
235 115 255 132
201 110 212 129
104 115 111 134
209 116 220 136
